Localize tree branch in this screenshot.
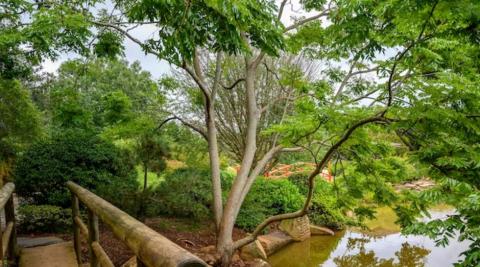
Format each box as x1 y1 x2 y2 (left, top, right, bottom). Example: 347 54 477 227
383 0 438 114
211 51 223 98
233 115 390 249
221 78 245 90
182 63 211 100
278 0 288 20
156 116 208 140
332 65 379 104
284 9 331 33
91 20 161 58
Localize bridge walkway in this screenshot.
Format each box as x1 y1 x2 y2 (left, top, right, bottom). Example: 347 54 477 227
0 181 207 267
19 241 79 267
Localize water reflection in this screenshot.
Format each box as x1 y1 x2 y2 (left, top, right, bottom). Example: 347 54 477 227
267 206 469 267
333 239 429 267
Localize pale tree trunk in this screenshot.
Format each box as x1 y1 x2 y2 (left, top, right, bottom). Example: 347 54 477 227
207 52 225 234
216 59 261 266
185 51 225 233
207 104 224 233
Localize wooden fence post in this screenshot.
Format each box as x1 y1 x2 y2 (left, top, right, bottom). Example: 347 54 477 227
72 195 81 264
87 209 99 267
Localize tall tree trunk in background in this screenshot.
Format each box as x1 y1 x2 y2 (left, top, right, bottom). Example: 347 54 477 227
137 162 148 222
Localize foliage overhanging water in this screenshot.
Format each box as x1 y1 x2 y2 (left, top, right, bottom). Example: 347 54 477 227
267 206 469 267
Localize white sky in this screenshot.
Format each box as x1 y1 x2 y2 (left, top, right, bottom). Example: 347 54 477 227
41 0 313 79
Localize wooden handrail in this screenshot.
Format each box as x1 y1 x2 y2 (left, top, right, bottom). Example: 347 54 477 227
92 241 114 267
74 216 89 239
0 182 17 265
67 181 207 267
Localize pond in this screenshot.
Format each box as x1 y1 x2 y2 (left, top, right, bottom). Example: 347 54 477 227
267 206 469 267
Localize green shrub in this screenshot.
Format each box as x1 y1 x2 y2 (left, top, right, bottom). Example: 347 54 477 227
14 130 138 210
148 168 304 232
148 168 218 219
236 178 304 231
288 173 311 195
309 179 348 230
289 173 347 230
18 205 72 233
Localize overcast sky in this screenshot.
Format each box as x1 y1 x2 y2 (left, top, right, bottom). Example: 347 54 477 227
41 1 313 79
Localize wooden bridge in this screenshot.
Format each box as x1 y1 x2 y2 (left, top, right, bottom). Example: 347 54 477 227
0 181 208 267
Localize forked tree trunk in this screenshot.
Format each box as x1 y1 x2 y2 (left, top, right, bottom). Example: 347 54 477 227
215 62 261 267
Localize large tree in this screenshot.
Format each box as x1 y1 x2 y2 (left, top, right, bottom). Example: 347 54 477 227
84 0 480 265
11 0 480 265
42 58 164 131
161 54 317 165
0 0 96 181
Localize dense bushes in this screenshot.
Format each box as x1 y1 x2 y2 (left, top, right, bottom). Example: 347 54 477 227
18 205 72 233
289 173 348 230
149 167 304 231
308 179 348 230
14 131 138 210
148 168 216 219
236 178 304 231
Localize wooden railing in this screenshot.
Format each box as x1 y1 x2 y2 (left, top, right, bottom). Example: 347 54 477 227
67 181 207 267
0 183 17 266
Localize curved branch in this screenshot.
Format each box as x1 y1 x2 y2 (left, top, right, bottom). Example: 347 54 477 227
221 78 245 90
233 115 390 249
278 0 288 20
383 0 438 112
182 63 211 100
156 116 207 140
332 66 379 104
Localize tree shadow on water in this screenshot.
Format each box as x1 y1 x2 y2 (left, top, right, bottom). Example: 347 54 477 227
333 238 430 267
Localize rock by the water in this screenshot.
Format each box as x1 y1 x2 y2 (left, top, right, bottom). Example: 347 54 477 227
310 225 334 236
394 178 435 192
240 240 267 260
257 231 293 255
278 215 311 241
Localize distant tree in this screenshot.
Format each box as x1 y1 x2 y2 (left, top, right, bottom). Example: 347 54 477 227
44 58 164 131
0 79 41 181
0 0 95 181
135 131 169 220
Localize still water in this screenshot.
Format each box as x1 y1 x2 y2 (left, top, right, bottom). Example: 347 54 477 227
267 206 469 267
